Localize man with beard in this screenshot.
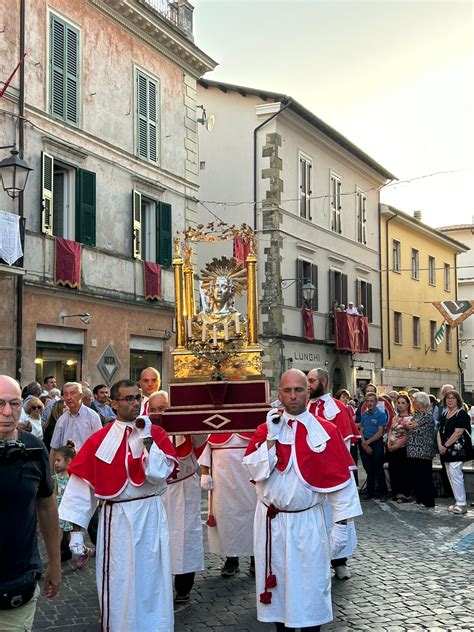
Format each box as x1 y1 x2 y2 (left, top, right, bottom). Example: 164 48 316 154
307 368 359 581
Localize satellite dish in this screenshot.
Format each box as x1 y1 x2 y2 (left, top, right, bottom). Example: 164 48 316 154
206 114 216 132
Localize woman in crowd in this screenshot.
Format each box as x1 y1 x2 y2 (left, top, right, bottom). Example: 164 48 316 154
23 396 45 439
335 388 360 485
43 399 65 451
405 391 435 507
386 392 412 502
438 390 472 514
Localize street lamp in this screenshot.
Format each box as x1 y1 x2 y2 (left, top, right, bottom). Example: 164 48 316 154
0 145 33 198
302 280 316 308
61 313 92 325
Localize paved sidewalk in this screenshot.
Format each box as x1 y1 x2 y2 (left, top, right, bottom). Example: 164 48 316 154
33 497 473 631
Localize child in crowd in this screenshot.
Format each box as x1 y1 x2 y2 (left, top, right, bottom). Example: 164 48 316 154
53 441 93 569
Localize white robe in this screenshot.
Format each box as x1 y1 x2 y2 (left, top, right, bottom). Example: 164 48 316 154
59 443 175 632
163 439 204 575
198 435 257 557
243 440 362 628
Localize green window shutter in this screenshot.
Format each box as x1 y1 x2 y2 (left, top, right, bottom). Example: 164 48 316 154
136 70 158 163
157 202 172 267
41 152 54 235
132 190 142 260
50 15 79 125
76 168 96 246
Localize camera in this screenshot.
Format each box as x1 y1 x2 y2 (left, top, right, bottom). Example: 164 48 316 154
0 440 43 464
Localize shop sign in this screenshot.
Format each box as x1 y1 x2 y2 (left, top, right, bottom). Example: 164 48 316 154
97 345 121 384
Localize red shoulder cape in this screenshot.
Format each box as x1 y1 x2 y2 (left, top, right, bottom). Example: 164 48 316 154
244 418 355 492
207 432 253 447
69 422 177 499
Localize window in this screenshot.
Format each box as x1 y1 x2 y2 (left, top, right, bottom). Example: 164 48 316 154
394 312 402 344
296 259 318 309
136 69 160 164
41 152 96 245
49 13 80 125
392 240 401 272
413 316 420 347
428 256 436 285
132 190 172 266
446 324 452 352
330 172 342 233
430 320 437 350
355 279 373 322
356 189 367 244
299 153 312 220
444 263 451 291
411 249 419 279
130 350 162 383
329 269 348 309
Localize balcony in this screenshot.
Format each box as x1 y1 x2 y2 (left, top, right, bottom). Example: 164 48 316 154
328 311 370 353
142 0 194 39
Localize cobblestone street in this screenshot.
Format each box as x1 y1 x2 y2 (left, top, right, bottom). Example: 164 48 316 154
33 495 473 631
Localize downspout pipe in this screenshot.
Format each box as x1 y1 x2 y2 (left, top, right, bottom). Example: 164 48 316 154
15 0 25 381
385 212 397 362
454 252 464 397
253 99 292 230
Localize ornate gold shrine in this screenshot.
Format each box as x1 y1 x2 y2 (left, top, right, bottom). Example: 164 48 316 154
172 223 263 382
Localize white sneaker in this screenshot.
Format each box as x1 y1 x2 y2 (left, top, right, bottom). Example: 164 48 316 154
335 565 351 580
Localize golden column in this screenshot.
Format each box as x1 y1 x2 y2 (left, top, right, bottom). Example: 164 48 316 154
183 264 195 321
173 253 186 349
246 253 259 345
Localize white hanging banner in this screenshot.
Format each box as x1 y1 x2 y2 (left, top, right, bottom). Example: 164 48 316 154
0 210 23 265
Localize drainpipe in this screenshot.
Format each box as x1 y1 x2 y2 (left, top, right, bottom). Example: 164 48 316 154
253 99 292 230
384 211 397 362
15 0 25 381
454 252 464 396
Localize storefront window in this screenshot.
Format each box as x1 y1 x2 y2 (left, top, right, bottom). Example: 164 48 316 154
129 350 162 383
35 345 82 388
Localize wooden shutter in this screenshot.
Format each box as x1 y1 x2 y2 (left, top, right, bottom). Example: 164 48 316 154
132 190 142 260
41 152 54 235
50 15 79 124
329 269 335 308
157 202 172 267
311 264 318 311
355 279 361 307
342 273 348 307
366 282 373 323
137 71 158 163
76 168 96 246
296 259 304 307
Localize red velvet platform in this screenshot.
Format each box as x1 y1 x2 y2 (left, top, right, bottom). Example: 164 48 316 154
150 379 271 434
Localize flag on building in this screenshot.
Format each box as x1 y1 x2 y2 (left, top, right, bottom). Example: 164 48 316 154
432 300 474 327
433 322 446 347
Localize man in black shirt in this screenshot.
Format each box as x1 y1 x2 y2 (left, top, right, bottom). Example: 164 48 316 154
0 375 61 631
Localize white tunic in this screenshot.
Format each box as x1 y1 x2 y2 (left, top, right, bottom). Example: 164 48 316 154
163 438 204 575
198 434 257 557
243 440 361 628
59 443 175 632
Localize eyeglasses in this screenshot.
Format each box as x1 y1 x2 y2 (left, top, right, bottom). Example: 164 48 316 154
31 406 43 411
0 400 22 412
115 394 142 404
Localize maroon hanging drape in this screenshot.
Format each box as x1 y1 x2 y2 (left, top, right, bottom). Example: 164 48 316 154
233 237 250 267
144 261 162 300
335 312 369 353
302 307 315 341
55 237 81 288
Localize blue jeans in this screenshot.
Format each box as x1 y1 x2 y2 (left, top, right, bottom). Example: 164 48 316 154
360 438 387 497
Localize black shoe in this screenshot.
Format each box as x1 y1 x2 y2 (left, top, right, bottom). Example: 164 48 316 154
221 557 240 577
175 592 190 603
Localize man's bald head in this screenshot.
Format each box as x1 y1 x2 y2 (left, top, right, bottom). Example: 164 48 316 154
0 375 22 440
278 370 308 416
139 367 161 397
148 390 169 414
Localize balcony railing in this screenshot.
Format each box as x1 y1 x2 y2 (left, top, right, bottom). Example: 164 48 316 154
142 0 194 38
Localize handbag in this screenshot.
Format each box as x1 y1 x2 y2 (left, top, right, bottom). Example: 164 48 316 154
0 571 39 610
445 429 473 462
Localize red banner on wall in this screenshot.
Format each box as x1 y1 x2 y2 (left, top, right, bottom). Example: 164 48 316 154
55 237 81 288
144 261 162 300
302 307 315 341
233 237 250 267
335 312 369 353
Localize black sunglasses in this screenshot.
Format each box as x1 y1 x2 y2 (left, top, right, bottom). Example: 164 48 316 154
115 394 142 404
31 406 43 411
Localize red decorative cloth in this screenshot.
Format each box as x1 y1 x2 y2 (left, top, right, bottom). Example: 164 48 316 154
334 312 369 353
55 237 81 288
308 397 356 442
233 237 250 267
302 307 315 341
143 261 162 300
69 422 177 499
207 432 254 446
244 418 355 492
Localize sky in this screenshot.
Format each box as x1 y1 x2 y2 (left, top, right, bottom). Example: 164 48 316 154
193 0 473 229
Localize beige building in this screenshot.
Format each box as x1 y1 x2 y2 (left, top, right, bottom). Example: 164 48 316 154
0 0 215 387
197 79 395 396
380 206 468 394
438 223 474 402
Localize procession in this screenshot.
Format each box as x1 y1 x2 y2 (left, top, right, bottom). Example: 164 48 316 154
0 1 472 631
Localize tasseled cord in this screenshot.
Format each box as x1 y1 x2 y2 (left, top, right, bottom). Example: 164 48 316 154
259 504 278 604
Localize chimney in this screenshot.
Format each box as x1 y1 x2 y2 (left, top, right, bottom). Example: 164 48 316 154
413 210 422 221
